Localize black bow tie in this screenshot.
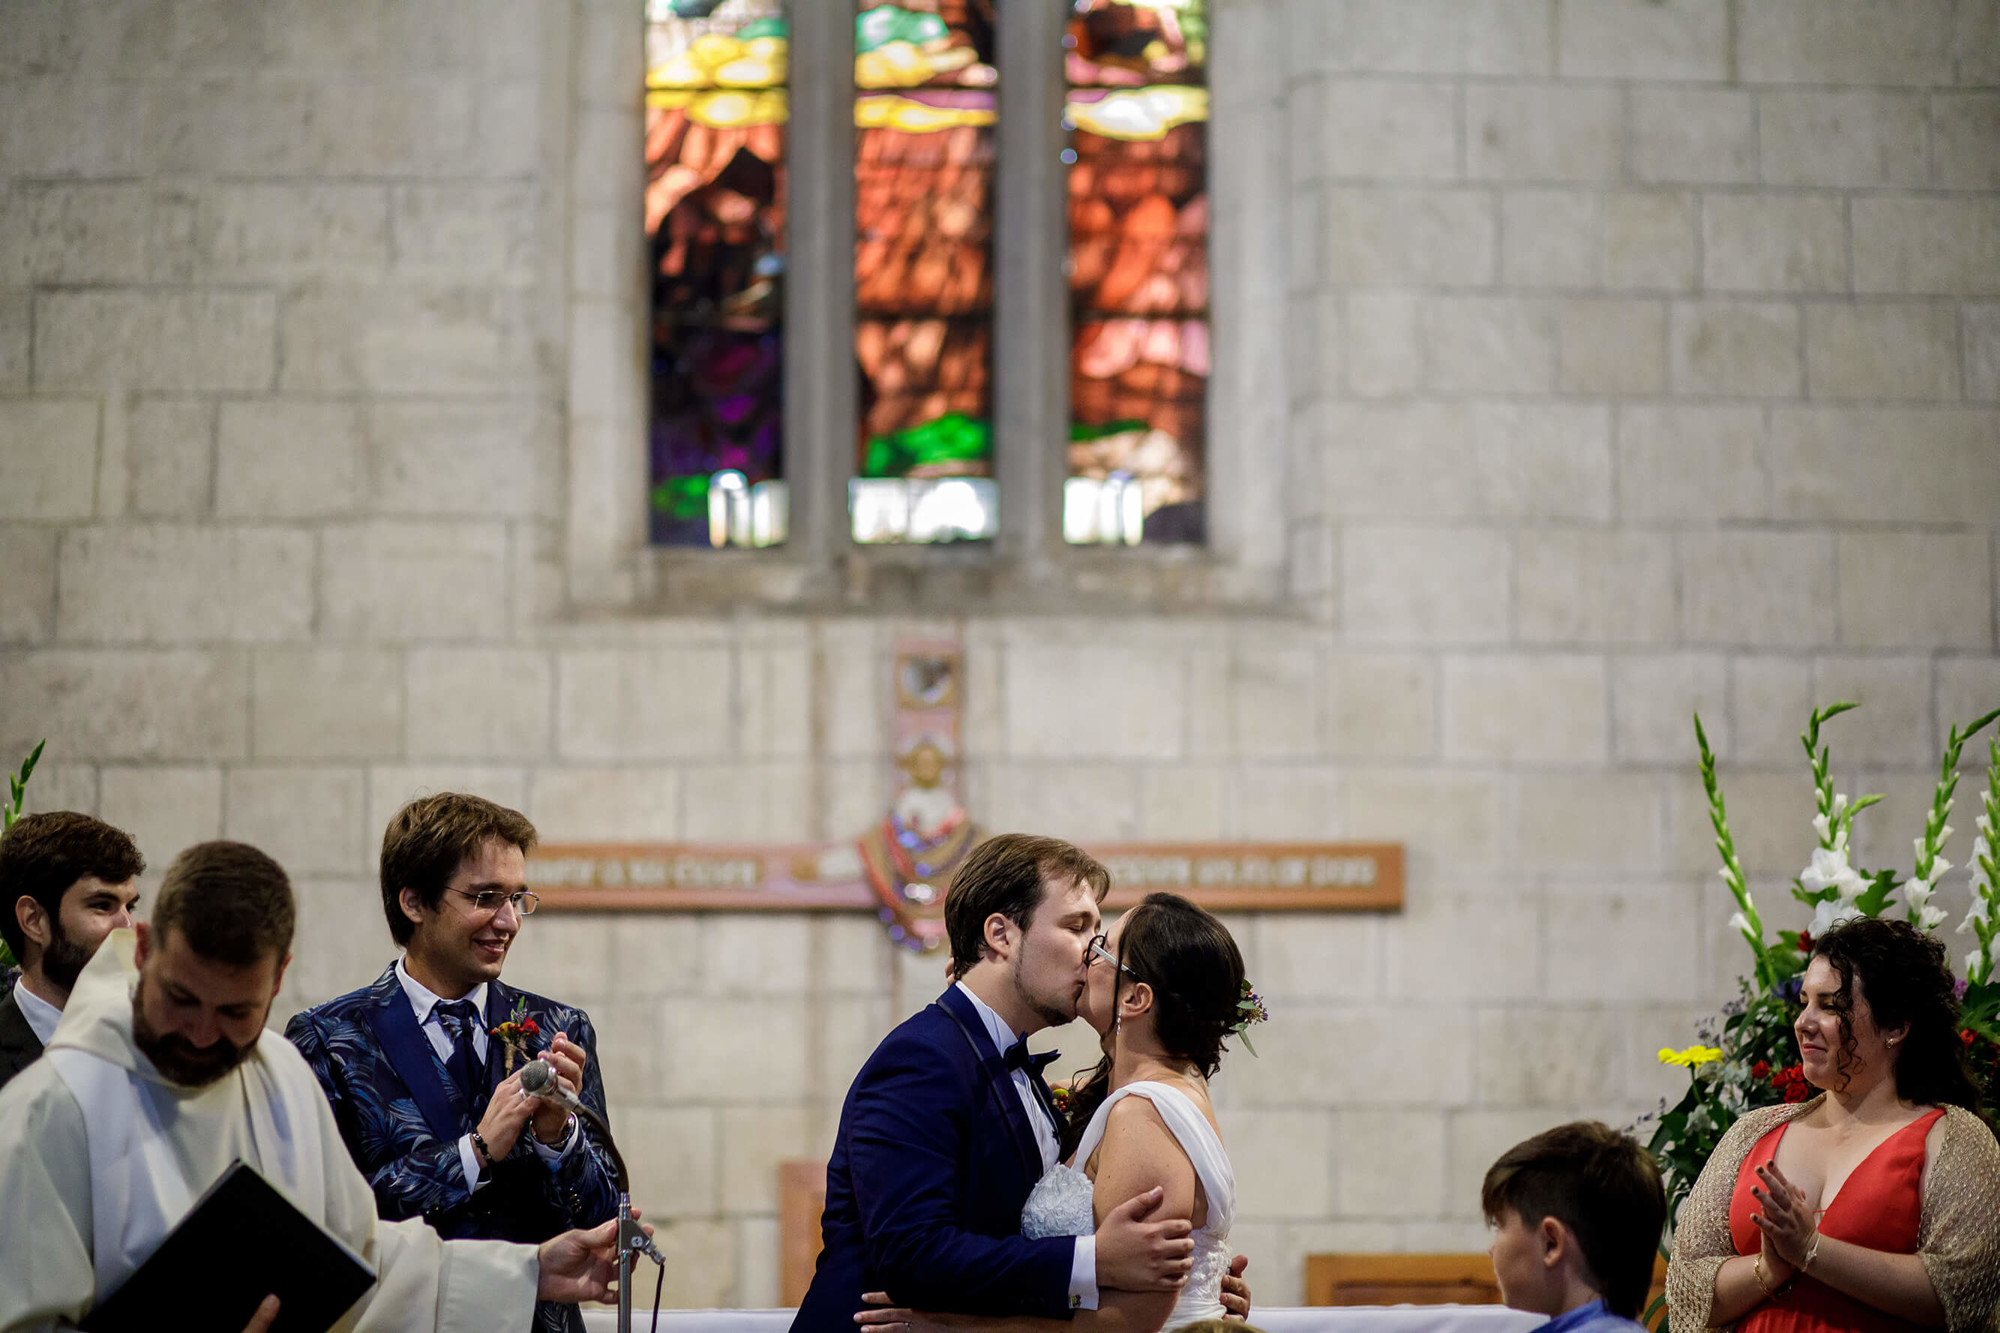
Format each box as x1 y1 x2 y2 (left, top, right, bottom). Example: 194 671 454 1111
1003 1038 1059 1076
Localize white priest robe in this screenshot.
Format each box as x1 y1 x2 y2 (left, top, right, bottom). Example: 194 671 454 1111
0 930 539 1333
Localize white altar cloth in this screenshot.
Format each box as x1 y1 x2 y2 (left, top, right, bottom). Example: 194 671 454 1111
583 1305 1545 1333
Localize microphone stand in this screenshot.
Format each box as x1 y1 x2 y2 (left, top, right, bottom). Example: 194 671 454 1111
523 1065 661 1333
582 1112 662 1333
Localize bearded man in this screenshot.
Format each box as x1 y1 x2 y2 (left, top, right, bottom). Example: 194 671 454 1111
0 812 145 1089
0 841 629 1333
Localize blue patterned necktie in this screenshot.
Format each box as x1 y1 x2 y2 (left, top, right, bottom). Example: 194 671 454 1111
435 999 485 1114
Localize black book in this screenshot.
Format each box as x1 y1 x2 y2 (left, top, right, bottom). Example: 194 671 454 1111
82 1159 377 1333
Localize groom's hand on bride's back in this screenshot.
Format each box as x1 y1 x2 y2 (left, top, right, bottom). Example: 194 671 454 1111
1095 1185 1197 1291
1221 1254 1252 1321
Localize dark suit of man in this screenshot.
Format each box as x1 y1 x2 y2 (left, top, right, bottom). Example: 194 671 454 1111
0 986 41 1091
792 985 1078 1333
286 965 619 1333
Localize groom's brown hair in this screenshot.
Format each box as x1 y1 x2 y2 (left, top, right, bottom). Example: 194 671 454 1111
944 834 1108 979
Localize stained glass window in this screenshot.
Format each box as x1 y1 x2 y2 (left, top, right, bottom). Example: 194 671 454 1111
1064 0 1207 546
850 2 1000 544
646 0 788 548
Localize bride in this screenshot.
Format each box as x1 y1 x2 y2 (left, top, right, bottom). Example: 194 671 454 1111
862 891 1254 1333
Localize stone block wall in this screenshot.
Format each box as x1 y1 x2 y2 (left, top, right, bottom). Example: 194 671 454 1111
1 0 1997 1307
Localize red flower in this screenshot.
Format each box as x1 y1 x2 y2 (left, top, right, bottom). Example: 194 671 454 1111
1963 1030 1977 1047
1797 930 1813 954
1771 1063 1803 1087
1751 1061 1770 1080
1784 1082 1810 1103
522 1018 540 1036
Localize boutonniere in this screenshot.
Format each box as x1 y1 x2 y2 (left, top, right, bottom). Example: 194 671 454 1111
488 996 540 1074
1050 1083 1074 1117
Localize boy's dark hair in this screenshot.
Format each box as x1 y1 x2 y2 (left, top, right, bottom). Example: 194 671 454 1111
1481 1121 1666 1319
943 833 1109 979
153 842 296 968
0 812 145 961
379 793 538 945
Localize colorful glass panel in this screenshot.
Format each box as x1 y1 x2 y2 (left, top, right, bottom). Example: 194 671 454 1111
1064 0 1207 545
851 2 999 543
646 0 788 547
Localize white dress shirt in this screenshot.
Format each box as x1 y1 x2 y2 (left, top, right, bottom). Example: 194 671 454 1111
954 981 1099 1310
12 980 62 1047
394 958 577 1194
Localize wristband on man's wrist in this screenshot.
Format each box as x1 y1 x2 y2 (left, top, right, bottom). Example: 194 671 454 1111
534 1113 575 1146
469 1129 494 1172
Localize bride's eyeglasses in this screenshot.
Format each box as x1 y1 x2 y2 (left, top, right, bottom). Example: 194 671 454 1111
1087 934 1136 977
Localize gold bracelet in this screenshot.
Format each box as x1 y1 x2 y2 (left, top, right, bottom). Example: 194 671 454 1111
1753 1255 1775 1298
1803 1231 1822 1273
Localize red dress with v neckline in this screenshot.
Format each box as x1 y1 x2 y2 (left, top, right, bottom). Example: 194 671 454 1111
1728 1107 1945 1333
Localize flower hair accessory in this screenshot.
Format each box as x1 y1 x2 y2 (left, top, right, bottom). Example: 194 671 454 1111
1230 980 1269 1056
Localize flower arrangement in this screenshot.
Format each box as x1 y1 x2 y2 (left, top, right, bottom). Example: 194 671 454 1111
489 995 541 1074
0 740 46 971
1643 702 2000 1323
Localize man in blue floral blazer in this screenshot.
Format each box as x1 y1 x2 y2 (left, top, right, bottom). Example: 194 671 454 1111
288 793 619 1333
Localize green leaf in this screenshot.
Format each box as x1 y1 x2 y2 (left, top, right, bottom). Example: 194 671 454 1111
1854 869 1898 918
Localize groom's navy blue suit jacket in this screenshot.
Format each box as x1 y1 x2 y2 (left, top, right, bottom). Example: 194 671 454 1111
792 985 1077 1333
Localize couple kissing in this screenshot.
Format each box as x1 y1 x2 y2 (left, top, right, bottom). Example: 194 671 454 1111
794 834 1261 1333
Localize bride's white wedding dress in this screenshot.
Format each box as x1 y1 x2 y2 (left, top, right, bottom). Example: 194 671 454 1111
1019 1081 1234 1329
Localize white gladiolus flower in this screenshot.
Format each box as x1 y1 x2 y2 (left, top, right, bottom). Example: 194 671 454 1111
1813 811 1833 844
1905 879 1935 910
1969 949 1985 980
1730 911 1757 944
1960 897 1989 934
1800 846 1845 894
1918 904 1948 931
1811 896 1864 936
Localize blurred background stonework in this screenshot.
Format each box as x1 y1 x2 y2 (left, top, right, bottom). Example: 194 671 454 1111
2 0 1998 1307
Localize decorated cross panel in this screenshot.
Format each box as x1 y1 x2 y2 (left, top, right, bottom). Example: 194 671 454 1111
529 637 1403 949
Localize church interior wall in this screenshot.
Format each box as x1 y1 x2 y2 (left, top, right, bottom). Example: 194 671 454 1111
1 0 1997 1307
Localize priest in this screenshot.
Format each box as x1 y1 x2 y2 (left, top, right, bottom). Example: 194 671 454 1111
0 840 633 1333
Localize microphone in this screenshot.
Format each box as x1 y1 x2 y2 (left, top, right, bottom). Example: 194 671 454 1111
520 1057 591 1120
519 1059 665 1269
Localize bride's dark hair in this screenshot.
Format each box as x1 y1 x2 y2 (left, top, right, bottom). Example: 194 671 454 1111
1057 892 1246 1160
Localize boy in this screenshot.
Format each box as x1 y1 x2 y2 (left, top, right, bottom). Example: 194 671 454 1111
1482 1121 1667 1333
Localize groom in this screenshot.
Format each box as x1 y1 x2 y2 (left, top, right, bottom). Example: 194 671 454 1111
794 833 1241 1332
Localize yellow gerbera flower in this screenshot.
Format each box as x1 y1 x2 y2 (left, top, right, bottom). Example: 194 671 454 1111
1657 1045 1724 1067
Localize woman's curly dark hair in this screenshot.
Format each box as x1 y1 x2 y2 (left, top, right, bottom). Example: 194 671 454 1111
1057 892 1246 1160
1809 916 1980 1114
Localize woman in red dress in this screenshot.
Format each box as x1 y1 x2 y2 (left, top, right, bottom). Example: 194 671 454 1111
1667 918 2000 1333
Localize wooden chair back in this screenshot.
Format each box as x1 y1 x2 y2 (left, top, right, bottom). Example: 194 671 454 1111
779 1159 828 1307
1304 1253 1668 1321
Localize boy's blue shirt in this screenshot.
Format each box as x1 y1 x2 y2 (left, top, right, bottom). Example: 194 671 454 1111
1533 1299 1649 1333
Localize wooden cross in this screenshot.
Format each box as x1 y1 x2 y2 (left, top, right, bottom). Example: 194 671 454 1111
528 636 1403 943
